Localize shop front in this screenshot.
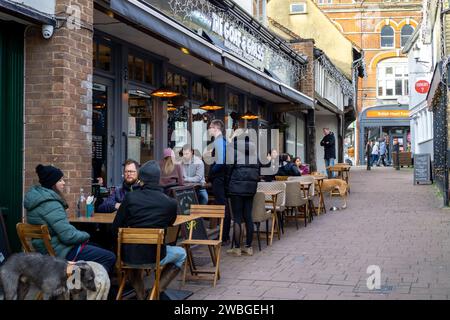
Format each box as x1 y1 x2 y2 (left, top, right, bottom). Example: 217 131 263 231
359 105 411 165
93 0 314 187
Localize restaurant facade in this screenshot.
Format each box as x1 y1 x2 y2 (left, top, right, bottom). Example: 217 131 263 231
0 0 315 251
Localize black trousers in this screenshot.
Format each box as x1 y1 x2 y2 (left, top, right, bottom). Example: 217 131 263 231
229 195 254 248
212 176 231 242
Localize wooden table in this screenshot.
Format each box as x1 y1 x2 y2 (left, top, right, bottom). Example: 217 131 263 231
311 175 327 215
327 165 351 193
69 213 198 226
262 190 282 245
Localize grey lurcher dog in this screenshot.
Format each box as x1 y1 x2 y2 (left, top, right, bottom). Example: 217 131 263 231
0 252 96 300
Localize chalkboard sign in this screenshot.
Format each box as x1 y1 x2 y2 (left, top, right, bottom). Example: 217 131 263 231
171 186 208 240
0 213 10 265
172 186 199 215
414 153 432 185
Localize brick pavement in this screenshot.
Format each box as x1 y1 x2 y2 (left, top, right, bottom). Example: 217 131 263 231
172 167 450 300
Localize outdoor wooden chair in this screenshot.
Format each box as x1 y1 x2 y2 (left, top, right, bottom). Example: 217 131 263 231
116 228 164 300
16 223 56 256
181 205 225 287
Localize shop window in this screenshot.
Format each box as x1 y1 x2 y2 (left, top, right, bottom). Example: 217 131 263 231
401 24 414 47
376 58 408 99
93 41 112 72
166 71 189 97
227 92 244 130
380 26 394 48
128 54 154 85
191 79 213 102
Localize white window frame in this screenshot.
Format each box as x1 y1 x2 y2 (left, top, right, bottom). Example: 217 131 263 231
376 58 409 99
290 3 307 14
317 0 332 5
400 24 414 47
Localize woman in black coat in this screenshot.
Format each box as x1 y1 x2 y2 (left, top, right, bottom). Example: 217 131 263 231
277 153 301 176
224 132 260 256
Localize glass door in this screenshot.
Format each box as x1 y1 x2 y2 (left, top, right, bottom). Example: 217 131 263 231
127 88 154 164
92 80 114 187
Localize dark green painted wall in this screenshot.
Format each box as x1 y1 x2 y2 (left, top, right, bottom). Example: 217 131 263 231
0 21 24 252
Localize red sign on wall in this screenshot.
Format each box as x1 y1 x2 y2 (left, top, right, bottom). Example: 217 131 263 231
415 80 430 94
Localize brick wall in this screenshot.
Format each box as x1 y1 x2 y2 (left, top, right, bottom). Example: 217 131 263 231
290 39 315 97
24 0 93 214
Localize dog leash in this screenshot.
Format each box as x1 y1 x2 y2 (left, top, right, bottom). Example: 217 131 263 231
71 240 89 262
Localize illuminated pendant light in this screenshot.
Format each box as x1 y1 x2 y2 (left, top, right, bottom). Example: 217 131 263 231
150 86 179 98
167 100 177 112
241 110 259 120
199 99 223 111
167 106 177 111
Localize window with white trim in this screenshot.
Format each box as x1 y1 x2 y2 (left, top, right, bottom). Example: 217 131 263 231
290 3 306 14
380 25 395 48
377 58 409 99
316 0 332 4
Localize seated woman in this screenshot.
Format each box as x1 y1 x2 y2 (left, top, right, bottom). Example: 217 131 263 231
293 157 309 175
181 144 208 205
159 148 184 191
277 153 301 176
24 164 116 274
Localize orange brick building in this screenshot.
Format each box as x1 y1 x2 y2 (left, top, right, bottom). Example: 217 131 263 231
314 0 422 163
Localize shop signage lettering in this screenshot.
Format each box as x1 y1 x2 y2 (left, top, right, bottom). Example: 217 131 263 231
211 12 264 63
366 110 409 118
415 80 430 94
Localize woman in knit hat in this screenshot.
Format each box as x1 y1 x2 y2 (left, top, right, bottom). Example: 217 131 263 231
24 164 116 274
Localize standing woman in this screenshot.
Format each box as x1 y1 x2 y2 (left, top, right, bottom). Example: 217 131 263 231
225 131 260 256
24 164 116 273
159 148 184 189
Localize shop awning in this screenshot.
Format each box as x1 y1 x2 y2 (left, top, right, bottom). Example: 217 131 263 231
222 53 313 107
0 1 56 26
426 61 443 110
110 0 313 108
110 0 223 66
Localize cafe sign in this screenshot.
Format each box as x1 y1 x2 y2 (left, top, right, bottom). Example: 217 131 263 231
211 12 265 67
366 110 409 118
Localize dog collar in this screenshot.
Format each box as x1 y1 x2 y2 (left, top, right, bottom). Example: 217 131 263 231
66 261 76 278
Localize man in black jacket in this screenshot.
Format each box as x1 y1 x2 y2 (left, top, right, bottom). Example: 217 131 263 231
320 128 336 178
112 160 186 299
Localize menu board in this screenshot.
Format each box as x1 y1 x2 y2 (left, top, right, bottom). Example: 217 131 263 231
171 186 208 240
414 153 432 184
92 135 103 160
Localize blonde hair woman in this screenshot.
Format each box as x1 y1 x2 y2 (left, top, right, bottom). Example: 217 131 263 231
159 148 184 188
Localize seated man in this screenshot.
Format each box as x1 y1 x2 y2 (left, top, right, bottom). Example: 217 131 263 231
181 144 208 204
112 160 186 299
97 159 141 213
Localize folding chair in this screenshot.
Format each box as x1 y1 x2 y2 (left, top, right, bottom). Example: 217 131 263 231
116 228 164 300
181 205 225 287
16 223 56 256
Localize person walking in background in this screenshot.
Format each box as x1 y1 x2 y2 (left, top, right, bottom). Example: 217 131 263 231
377 138 387 167
371 141 379 167
225 131 260 256
97 159 141 213
159 148 184 191
25 164 116 274
181 144 208 205
365 139 373 170
320 128 336 178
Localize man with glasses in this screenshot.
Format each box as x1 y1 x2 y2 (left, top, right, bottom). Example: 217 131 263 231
97 159 141 213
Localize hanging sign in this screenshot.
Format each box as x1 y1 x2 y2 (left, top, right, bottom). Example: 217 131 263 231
415 80 430 94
